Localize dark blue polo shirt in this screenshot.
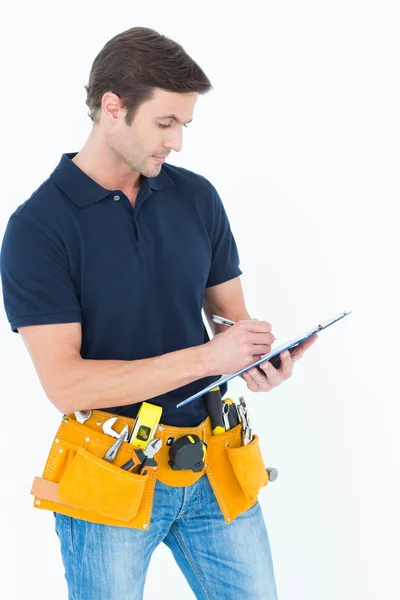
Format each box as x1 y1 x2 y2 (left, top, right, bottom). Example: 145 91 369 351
0 152 242 426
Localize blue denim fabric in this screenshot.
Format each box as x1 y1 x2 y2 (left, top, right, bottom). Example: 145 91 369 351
54 474 278 600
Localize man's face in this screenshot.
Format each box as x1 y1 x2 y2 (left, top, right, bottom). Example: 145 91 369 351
105 88 198 178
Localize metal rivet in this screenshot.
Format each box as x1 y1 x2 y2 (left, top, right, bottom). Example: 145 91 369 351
96 421 101 426
157 426 163 432
63 417 69 422
143 524 148 529
226 441 230 447
85 437 90 442
205 463 208 468
113 195 120 201
166 437 175 446
35 500 41 506
227 517 231 523
55 438 60 444
153 466 157 470
59 447 63 453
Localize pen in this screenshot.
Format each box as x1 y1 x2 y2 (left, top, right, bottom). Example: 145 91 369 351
210 314 235 326
210 314 278 339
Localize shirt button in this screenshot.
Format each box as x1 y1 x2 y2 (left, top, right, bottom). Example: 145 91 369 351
113 195 120 201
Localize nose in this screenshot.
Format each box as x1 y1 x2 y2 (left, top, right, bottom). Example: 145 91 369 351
163 128 183 153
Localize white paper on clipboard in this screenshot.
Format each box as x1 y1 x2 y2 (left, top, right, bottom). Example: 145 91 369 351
176 310 352 409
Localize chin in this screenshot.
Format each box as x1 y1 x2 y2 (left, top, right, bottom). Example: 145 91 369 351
149 159 163 170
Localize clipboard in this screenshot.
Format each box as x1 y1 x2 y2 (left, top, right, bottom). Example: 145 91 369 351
176 310 352 409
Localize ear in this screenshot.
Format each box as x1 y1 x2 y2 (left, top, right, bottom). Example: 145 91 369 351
101 91 125 123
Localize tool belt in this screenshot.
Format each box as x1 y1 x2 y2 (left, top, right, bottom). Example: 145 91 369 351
30 408 269 530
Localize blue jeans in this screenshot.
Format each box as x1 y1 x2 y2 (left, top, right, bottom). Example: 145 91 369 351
54 474 278 599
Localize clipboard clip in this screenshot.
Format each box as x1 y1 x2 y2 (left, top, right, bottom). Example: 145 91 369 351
316 310 351 332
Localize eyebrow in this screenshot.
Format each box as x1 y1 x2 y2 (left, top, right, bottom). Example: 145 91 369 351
157 115 193 125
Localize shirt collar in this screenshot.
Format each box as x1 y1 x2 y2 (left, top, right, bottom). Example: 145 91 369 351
50 152 175 208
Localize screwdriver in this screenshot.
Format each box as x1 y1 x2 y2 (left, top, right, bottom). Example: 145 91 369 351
203 386 225 435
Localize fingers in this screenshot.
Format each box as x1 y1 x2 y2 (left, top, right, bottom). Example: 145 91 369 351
252 342 274 355
240 331 317 393
276 351 295 379
291 334 318 360
243 362 279 391
242 350 295 392
302 334 318 349
237 319 273 334
258 359 287 385
241 369 272 392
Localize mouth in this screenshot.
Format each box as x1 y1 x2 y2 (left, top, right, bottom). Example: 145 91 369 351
152 155 168 163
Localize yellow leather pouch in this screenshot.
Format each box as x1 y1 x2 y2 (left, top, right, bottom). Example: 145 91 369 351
226 434 268 501
30 412 157 529
205 424 269 523
31 407 271 529
57 447 148 522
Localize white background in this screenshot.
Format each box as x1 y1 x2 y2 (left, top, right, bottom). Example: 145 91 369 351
1 1 399 599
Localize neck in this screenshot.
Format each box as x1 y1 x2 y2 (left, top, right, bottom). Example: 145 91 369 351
71 128 141 193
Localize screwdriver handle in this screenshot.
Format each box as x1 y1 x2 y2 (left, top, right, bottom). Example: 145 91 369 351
204 387 225 435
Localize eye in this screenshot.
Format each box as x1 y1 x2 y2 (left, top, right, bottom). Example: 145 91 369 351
157 123 189 129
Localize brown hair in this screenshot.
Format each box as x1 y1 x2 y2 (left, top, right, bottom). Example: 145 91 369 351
84 26 213 125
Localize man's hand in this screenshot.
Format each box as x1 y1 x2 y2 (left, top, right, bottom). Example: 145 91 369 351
205 319 275 376
240 334 318 393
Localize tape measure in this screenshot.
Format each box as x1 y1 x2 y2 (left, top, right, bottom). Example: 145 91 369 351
129 402 163 449
168 435 207 472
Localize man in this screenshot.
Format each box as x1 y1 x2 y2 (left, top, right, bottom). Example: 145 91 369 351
0 26 316 599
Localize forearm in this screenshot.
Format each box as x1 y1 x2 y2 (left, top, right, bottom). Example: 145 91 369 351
56 344 210 414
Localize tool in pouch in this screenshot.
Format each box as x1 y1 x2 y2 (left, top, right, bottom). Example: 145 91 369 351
128 402 163 449
204 386 241 435
237 396 278 481
121 438 162 475
204 388 279 482
75 410 92 424
92 402 164 473
103 424 129 462
162 389 229 473
237 396 253 445
168 434 207 472
122 402 163 473
126 402 208 473
222 397 240 430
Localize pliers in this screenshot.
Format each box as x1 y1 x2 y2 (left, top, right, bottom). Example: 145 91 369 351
121 438 162 475
237 397 253 445
103 425 129 462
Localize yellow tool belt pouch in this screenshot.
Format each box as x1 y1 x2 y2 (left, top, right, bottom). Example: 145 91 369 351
57 447 146 522
204 422 269 523
31 408 270 529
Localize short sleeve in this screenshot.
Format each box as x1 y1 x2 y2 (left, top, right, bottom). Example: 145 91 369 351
206 183 242 288
0 215 82 333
